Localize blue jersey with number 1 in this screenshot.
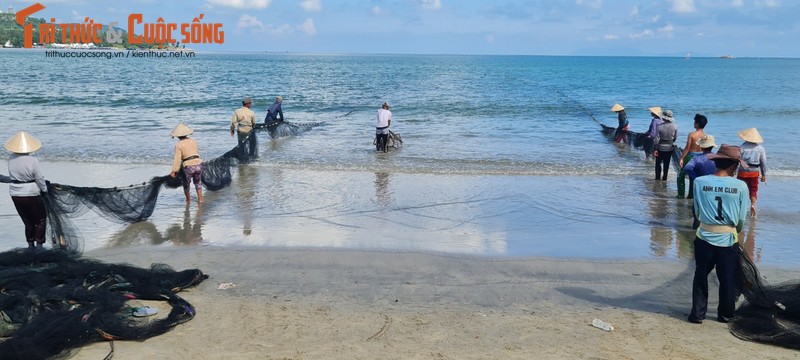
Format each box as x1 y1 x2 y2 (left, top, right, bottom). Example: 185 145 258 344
693 175 750 247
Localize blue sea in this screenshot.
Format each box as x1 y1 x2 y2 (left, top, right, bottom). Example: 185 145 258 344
0 49 798 265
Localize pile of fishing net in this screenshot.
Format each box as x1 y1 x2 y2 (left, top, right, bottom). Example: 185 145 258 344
0 134 262 358
0 249 206 359
731 247 800 350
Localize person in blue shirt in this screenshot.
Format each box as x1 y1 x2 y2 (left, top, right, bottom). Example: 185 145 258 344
684 135 717 229
263 96 284 138
688 144 750 325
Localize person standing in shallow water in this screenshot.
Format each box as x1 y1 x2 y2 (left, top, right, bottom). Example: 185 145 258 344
677 114 708 199
263 96 285 138
644 107 663 160
170 123 203 204
688 144 750 325
230 97 257 157
653 109 677 181
5 131 48 250
375 102 392 152
736 128 766 217
611 103 629 143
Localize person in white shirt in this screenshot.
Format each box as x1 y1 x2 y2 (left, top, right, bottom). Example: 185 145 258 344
4 131 48 250
375 102 392 152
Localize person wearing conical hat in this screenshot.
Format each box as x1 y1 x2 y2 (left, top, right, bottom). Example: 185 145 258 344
4 131 48 250
611 103 629 143
677 114 708 199
644 106 663 159
170 123 203 204
736 128 766 216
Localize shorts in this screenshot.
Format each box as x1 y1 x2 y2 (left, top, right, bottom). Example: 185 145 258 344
183 164 203 192
737 173 759 199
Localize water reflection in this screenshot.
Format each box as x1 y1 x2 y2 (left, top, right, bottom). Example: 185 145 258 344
374 171 392 207
107 221 164 247
107 204 205 246
235 165 258 235
165 204 204 245
647 181 673 257
741 217 761 263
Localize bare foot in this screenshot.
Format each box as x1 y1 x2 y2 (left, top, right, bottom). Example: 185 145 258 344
750 205 757 217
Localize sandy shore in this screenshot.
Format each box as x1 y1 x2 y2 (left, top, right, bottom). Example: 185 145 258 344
63 246 800 359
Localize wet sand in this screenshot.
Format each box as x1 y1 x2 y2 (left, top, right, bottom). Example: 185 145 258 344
1 161 797 265
69 246 800 359
1 161 799 358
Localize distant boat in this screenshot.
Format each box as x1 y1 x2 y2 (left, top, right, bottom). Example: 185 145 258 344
3 40 12 48
685 52 691 60
720 55 734 59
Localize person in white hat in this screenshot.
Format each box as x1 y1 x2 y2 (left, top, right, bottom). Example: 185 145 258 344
263 96 285 138
170 123 203 204
653 109 678 181
684 134 718 230
611 103 628 143
736 128 766 216
4 131 48 249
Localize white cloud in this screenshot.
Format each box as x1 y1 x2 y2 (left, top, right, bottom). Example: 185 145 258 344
756 0 780 7
630 5 639 17
731 0 744 7
696 32 704 37
603 34 619 40
629 29 654 39
651 15 661 23
575 0 602 9
658 23 674 33
270 24 294 35
207 0 271 9
417 0 441 10
299 0 322 12
372 6 382 15
237 14 264 30
485 34 494 43
668 0 696 13
299 18 316 35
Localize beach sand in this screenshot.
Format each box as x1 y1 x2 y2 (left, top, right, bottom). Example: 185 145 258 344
2 162 799 358
66 246 800 359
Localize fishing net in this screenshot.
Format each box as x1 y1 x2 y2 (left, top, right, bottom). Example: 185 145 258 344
0 248 206 360
730 247 800 349
599 124 682 173
257 120 325 139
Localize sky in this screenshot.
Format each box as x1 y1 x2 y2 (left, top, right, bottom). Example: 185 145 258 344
3 0 798 57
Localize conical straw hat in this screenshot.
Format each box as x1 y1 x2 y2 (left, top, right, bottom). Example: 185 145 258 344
170 123 193 138
4 131 41 154
648 106 662 117
695 135 716 149
737 128 763 143
611 103 624 112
